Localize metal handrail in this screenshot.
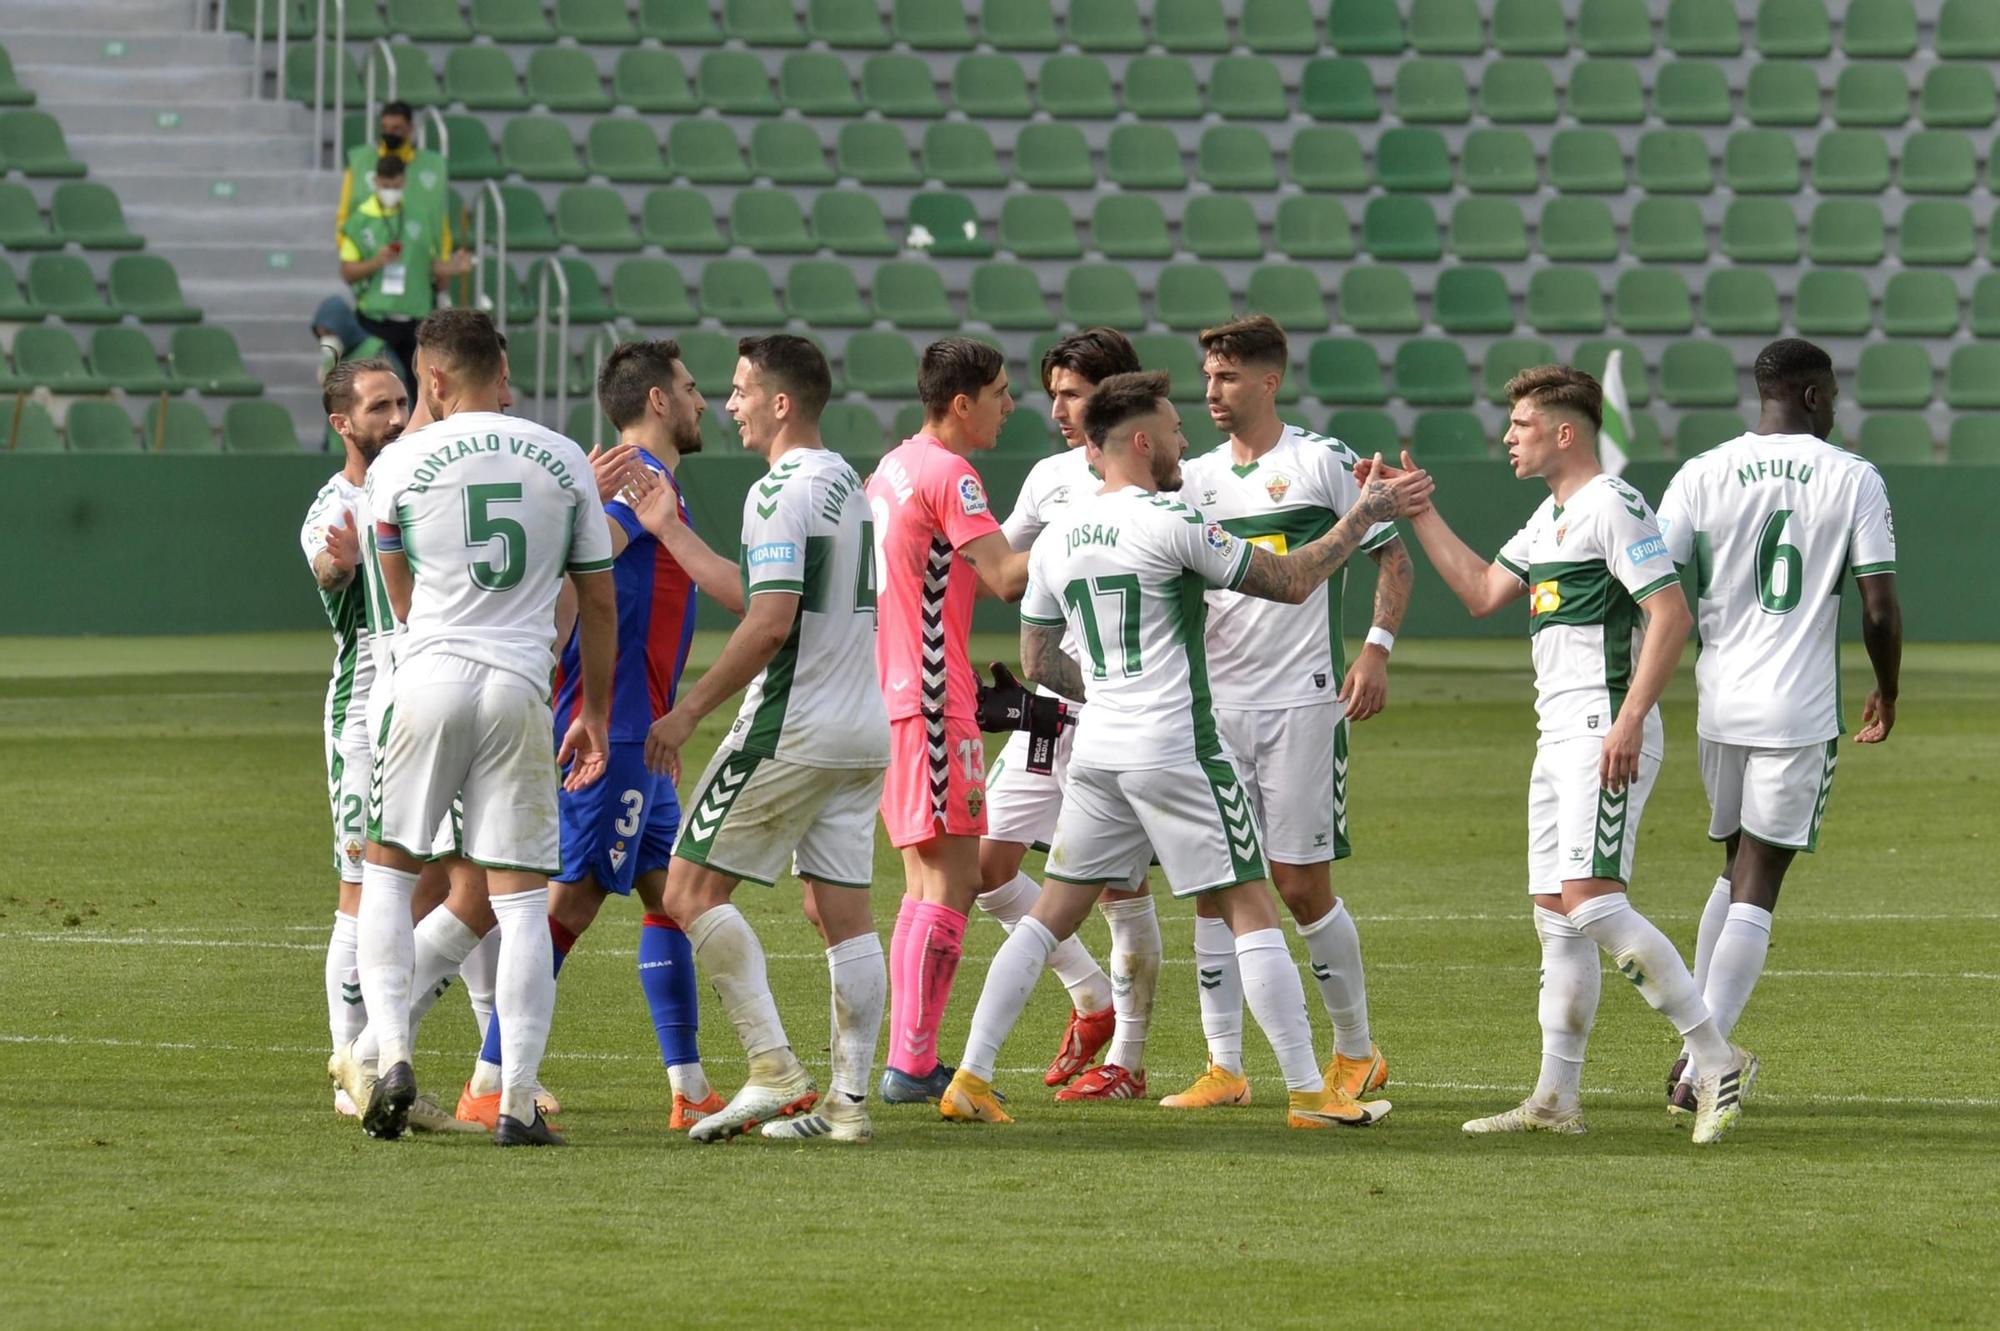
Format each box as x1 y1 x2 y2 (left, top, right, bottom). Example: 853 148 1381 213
362 36 396 153
274 0 287 104
313 0 347 170
251 0 263 101
470 179 508 337
417 105 449 159
534 260 572 428
590 321 625 449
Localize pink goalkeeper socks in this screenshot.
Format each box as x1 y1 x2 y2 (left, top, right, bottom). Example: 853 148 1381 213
888 900 966 1076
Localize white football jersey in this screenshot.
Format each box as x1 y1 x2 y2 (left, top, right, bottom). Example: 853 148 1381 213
1496 474 1682 746
365 411 612 689
1022 486 1253 771
1658 433 1897 746
722 447 889 769
1002 445 1100 672
300 472 375 744
1177 424 1397 710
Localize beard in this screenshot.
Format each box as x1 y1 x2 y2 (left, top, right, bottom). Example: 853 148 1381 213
671 410 704 455
1155 457 1182 491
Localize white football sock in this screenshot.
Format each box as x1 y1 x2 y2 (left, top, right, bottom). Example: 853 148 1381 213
355 863 418 1069
1298 899 1372 1059
960 915 1057 1082
326 911 364 1049
667 1064 711 1102
1530 906 1600 1112
459 927 500 1041
1100 895 1161 1073
1193 914 1244 1075
1698 902 1772 1060
826 933 886 1102
492 889 556 1124
354 904 480 1065
688 904 789 1065
1235 927 1322 1092
978 872 1114 1014
1569 893 1731 1071
1678 875 1734 1075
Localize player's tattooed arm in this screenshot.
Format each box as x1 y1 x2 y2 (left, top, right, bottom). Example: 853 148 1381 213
1342 535 1413 723
1237 463 1432 605
1367 537 1413 633
1020 621 1087 703
313 511 361 591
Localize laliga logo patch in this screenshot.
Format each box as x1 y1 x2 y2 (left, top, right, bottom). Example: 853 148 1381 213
1204 523 1234 555
958 474 988 516
1264 473 1291 504
1531 580 1562 615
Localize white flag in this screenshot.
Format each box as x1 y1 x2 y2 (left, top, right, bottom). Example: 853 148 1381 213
1599 349 1632 477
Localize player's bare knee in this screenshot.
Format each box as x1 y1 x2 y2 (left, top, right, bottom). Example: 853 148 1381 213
1211 881 1282 934
805 880 872 945
978 839 1027 893
548 876 606 937
1558 877 1626 913
1270 863 1334 924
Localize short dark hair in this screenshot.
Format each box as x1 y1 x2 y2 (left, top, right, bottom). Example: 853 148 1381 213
918 337 1006 418
596 340 682 431
738 334 832 421
1198 314 1288 371
323 356 401 417
1754 338 1835 399
415 308 505 387
1039 327 1141 393
1081 370 1172 447
380 100 414 123
374 154 406 180
1506 364 1603 432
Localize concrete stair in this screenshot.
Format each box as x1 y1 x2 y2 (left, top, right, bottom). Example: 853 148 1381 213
4 0 339 447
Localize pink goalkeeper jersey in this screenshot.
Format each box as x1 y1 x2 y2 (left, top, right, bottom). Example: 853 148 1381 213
866 435 1003 721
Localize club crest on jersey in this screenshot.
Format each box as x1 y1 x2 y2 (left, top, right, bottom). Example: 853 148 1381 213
1531 580 1562 615
609 843 628 871
1204 523 1235 556
958 474 988 516
1264 473 1291 504
1588 714 1600 730
1555 522 1569 546
343 839 364 867
966 785 984 818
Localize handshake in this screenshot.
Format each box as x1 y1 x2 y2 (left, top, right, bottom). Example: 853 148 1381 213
975 662 1075 776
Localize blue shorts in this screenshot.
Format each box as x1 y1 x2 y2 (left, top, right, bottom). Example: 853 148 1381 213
557 742 681 895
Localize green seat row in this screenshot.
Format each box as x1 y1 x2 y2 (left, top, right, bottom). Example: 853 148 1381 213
0 45 35 107
0 110 86 178
0 181 143 250
1 397 290 453
0 254 199 323
0 325 258 396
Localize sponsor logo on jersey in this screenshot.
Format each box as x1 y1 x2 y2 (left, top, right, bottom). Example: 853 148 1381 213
1531 580 1562 615
748 541 797 566
1204 523 1236 556
1313 672 1327 688
1049 484 1071 506
958 474 988 516
1201 488 1219 505
1588 714 1600 730
1264 473 1291 503
1626 534 1669 565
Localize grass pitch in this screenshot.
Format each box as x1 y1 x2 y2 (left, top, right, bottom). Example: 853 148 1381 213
2 634 1996 1328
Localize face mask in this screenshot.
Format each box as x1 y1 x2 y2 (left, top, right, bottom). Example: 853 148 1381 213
374 187 402 210
381 131 406 151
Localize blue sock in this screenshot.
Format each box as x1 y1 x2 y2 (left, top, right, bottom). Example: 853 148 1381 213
479 918 571 1068
640 913 700 1069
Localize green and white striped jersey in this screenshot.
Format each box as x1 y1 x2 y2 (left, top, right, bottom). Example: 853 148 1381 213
1022 485 1254 771
722 447 888 769
301 472 374 744
1658 433 1897 746
1496 474 1681 746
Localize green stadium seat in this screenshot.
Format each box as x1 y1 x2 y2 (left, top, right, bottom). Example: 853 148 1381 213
26 254 112 323
639 187 725 252
1812 130 1891 193
1155 0 1230 50
1527 268 1606 333
141 399 216 452
995 410 1055 454
724 0 804 44
1628 197 1708 261
1307 338 1387 404
1724 131 1801 193
1620 414 1669 460
1411 410 1491 459
1393 339 1474 406
893 0 972 47
0 257 42 321
1481 338 1559 402
367 45 443 108
90 326 179 394
1289 128 1369 190
1410 0 1484 52
1634 130 1713 193
819 402 886 455
609 258 697 326
983 0 1058 49
1339 267 1421 332
697 408 747 453
1569 60 1645 123
1654 61 1731 123
1211 57 1288 120
1900 200 1976 265
699 259 784 326
0 110 86 177
1433 265 1516 333
1460 129 1538 193
555 185 638 252
1014 124 1093 189
219 400 299 453
1394 60 1471 123
1674 410 1742 455
1037 54 1117 119
389 0 469 39
1937 0 2000 58
435 114 499 182
1834 66 1910 127
472 256 535 323
1155 263 1235 330
1327 0 1404 52
779 52 861 116
501 116 583 181
555 0 637 41
65 400 139 453
1103 124 1184 189
1577 0 1653 55
1614 269 1693 333
1124 56 1203 119
1971 274 2000 337
1090 195 1168 259
13 326 107 391
1301 58 1379 121
1493 0 1566 53
1855 415 1932 465
1947 417 2000 463
1247 264 1329 331
784 260 867 327
731 189 815 255
751 122 833 186
1068 0 1145 50
695 51 776 116
0 399 59 451
1377 128 1453 192
1747 63 1823 126
170 327 260 395
1899 131 1976 195
1061 264 1141 328
0 182 56 249
1880 272 1957 337
1006 195 1084 259
954 55 1031 119
906 190 992 258
1539 197 1618 261
1480 60 1557 123
284 43 362 105
1448 198 1528 260
1242 0 1317 52
1844 0 1917 56
1325 408 1399 454
1573 338 1651 406
445 46 527 110
1362 197 1441 261
1127 333 1204 406
972 261 1064 329
1790 272 1871 336
810 192 894 256
0 44 36 107
609 50 693 114
563 400 618 451
922 123 1004 188
1272 196 1352 260
872 261 956 329
472 0 555 40
1549 129 1626 193
1920 66 1997 128
1701 269 1781 334
1754 0 1831 55
1948 346 2000 409
1857 343 1935 407
1660 342 1740 406
587 118 670 183
809 0 889 46
50 183 140 251
861 54 944 118
525 256 615 322
1806 199 1886 265
667 332 735 400
844 332 920 397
